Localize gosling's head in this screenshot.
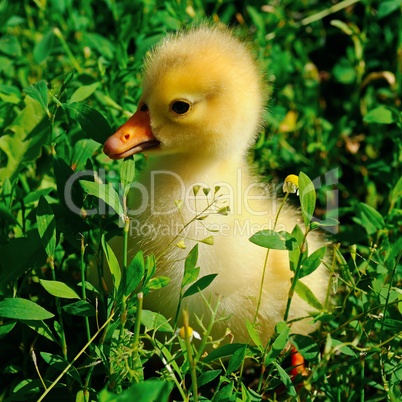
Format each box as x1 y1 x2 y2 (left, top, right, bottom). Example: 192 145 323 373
103 26 265 160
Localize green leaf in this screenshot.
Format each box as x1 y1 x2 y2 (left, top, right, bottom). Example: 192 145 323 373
246 5 265 32
80 180 124 216
299 172 316 228
332 339 357 357
359 202 385 234
182 245 199 288
265 324 290 364
294 281 323 310
63 300 96 316
333 58 356 84
0 35 22 57
63 102 113 143
291 334 320 364
86 33 115 60
21 320 58 343
279 230 298 250
378 0 401 18
273 361 296 396
391 176 402 205
363 106 396 124
24 81 49 116
299 246 326 279
214 384 233 401
70 82 100 103
144 255 156 285
310 217 339 228
249 229 289 250
197 369 222 388
0 202 21 227
71 139 100 171
33 30 55 63
0 298 54 320
203 343 245 363
23 188 53 206
36 196 57 258
40 352 82 384
246 320 263 351
126 251 145 295
147 276 170 290
141 310 173 333
0 321 16 339
0 97 49 182
40 279 80 299
0 230 47 291
182 273 217 298
227 344 247 374
101 234 121 292
289 226 302 272
120 158 135 186
98 380 172 402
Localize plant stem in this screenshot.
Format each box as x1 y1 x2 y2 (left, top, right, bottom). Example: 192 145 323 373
80 235 91 343
37 312 114 402
194 297 221 362
284 227 309 322
183 310 198 402
253 192 289 324
132 292 143 348
299 0 361 26
51 260 67 359
155 195 221 263
53 27 83 73
324 244 337 311
119 216 130 335
379 249 402 397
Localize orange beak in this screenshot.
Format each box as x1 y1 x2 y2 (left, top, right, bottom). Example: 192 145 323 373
103 107 159 160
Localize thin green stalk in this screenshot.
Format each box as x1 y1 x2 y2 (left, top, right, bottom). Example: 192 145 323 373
119 216 130 334
53 27 83 73
194 297 221 362
80 235 91 343
379 249 402 397
129 292 143 379
37 313 114 402
132 292 143 348
183 310 198 402
360 354 365 402
147 336 188 401
83 365 95 402
155 195 221 263
299 0 361 26
51 260 67 358
253 192 289 324
324 244 337 310
123 217 130 271
32 350 47 391
173 291 183 331
284 228 309 322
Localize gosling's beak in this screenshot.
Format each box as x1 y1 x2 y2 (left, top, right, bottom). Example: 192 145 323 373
103 107 160 160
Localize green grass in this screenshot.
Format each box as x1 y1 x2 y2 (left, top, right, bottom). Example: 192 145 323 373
0 0 402 401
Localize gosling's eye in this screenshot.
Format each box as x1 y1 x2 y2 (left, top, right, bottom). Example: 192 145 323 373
171 101 191 115
140 103 148 112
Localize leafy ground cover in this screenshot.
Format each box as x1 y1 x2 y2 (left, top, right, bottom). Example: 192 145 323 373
0 0 401 401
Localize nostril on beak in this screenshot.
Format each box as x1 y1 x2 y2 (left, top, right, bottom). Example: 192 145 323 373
123 133 130 142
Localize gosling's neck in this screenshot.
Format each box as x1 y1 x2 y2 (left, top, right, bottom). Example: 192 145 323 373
143 149 248 185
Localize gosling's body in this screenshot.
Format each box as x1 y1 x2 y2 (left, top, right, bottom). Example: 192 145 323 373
103 26 328 343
